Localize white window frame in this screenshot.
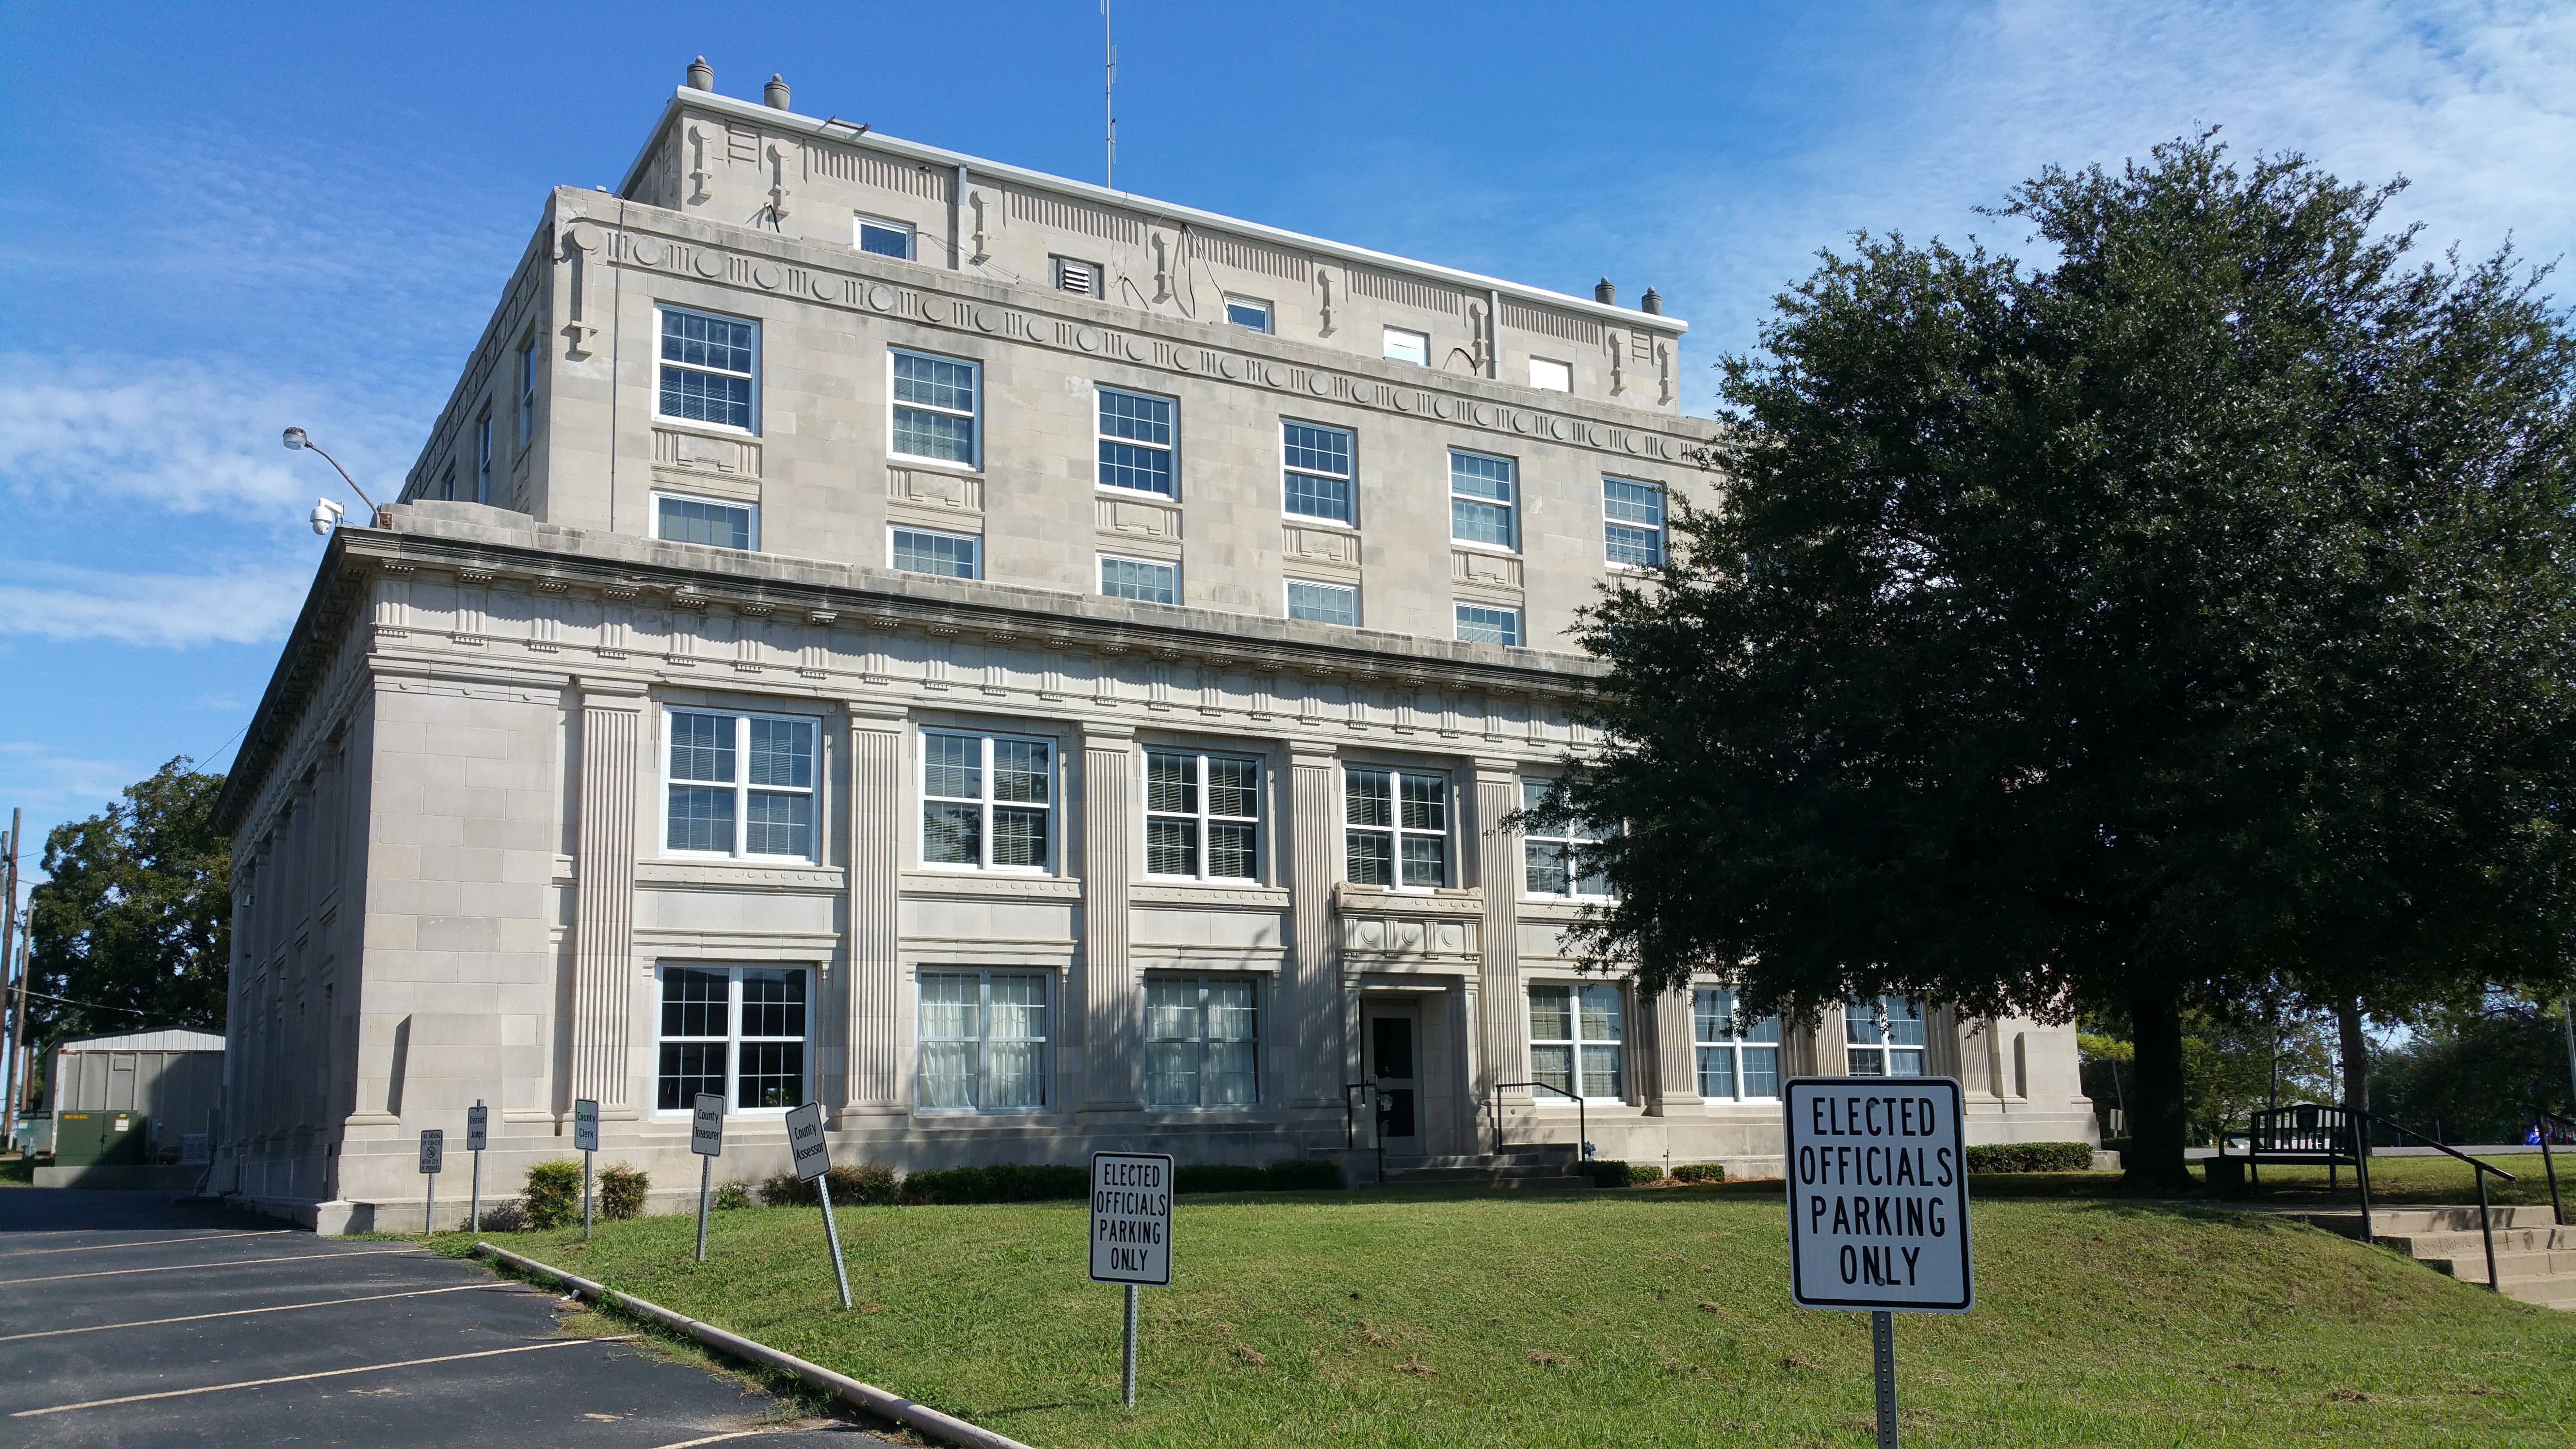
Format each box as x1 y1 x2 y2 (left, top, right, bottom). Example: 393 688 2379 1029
1528 356 1573 392
1225 296 1273 333
1053 255 1102 296
918 728 1056 875
661 707 822 862
888 524 981 579
1520 778 1611 899
651 490 759 552
1143 748 1262 883
1343 765 1449 889
1603 476 1666 569
1383 326 1430 366
1285 578 1359 627
1449 449 1519 552
656 304 761 435
652 963 813 1117
1099 552 1179 605
854 213 914 260
1528 982 1626 1103
1846 996 1931 1077
515 331 538 451
1280 418 1356 527
887 347 981 470
1692 987 1782 1102
1144 973 1260 1108
1455 603 1522 647
1095 384 1177 498
916 968 1052 1113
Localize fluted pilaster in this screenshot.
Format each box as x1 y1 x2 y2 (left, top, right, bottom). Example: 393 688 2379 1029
571 677 647 1110
1081 723 1138 1111
843 700 908 1111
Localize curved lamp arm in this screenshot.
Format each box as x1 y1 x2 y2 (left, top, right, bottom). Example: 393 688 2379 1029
282 427 381 520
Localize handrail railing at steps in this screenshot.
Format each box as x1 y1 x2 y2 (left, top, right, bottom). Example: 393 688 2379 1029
1489 1080 1586 1164
2534 1108 2574 1227
2357 1111 2517 1294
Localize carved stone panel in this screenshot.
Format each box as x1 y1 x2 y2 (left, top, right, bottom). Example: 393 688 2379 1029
651 427 761 477
886 467 984 513
1282 523 1361 573
1451 549 1524 590
1095 495 1182 540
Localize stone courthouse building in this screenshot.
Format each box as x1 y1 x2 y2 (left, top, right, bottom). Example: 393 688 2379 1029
213 63 2093 1230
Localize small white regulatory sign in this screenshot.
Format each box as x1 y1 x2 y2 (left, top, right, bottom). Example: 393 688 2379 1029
573 1098 599 1153
1089 1152 1173 1287
466 1103 488 1153
691 1093 725 1157
785 1102 830 1182
1783 1076 1973 1313
418 1128 444 1175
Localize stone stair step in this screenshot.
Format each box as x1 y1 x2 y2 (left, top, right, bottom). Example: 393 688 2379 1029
2421 1247 2576 1282
2499 1275 2576 1307
2377 1227 2573 1259
1386 1164 1585 1183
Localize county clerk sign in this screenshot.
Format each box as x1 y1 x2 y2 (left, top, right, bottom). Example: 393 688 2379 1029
1783 1077 1973 1313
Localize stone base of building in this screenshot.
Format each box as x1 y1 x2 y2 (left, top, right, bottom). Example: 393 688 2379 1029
31 1164 210 1191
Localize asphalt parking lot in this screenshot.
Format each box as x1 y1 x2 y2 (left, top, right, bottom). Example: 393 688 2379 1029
0 1189 886 1448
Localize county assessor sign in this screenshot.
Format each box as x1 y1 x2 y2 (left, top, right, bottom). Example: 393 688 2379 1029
1782 1076 1973 1313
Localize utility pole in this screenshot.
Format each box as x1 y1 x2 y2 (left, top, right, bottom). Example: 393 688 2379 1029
0 809 21 1150
1102 0 1117 190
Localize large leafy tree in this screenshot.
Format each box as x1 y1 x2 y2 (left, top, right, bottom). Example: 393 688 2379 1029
27 759 231 1048
1532 136 2576 1187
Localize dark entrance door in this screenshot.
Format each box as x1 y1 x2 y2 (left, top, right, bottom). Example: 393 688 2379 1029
1367 1008 1421 1148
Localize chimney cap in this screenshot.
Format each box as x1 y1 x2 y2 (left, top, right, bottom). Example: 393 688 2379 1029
1640 286 1664 315
685 56 713 91
1594 277 1616 305
764 74 790 110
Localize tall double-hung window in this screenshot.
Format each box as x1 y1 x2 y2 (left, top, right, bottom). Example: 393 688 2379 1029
1096 386 1175 496
1529 983 1623 1101
1282 420 1355 524
1521 779 1611 898
920 729 1053 872
1145 976 1258 1107
1145 749 1260 881
1846 996 1928 1076
890 349 979 466
665 709 818 859
918 969 1049 1111
1603 477 1665 567
515 333 538 451
474 409 494 504
1344 766 1447 887
1450 450 1517 549
1693 987 1781 1101
655 965 809 1111
890 526 979 579
658 306 758 432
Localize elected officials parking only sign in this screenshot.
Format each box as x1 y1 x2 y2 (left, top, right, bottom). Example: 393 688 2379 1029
1089 1152 1173 1287
1783 1076 1973 1313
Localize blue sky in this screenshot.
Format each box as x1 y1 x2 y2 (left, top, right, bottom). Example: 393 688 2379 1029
2 0 2572 889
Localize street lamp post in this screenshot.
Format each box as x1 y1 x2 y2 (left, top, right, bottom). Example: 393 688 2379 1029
282 428 381 524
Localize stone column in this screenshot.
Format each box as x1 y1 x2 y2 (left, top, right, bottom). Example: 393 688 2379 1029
1285 742 1341 1107
842 700 908 1115
1080 723 1139 1113
570 677 648 1112
1468 759 1523 1114
1651 984 1701 1113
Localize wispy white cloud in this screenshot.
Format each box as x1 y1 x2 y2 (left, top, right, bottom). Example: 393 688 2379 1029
0 562 309 647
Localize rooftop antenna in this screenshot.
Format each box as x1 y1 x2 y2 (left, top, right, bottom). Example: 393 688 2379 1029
1102 0 1117 190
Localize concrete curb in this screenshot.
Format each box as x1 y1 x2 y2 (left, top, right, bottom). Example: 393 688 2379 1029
474 1242 1038 1449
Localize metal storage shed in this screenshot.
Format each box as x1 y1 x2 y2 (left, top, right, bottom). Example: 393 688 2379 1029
32 1029 225 1188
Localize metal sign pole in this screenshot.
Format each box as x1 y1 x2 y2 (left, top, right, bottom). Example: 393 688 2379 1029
697 1155 712 1262
418 1128 444 1237
467 1100 487 1235
817 1173 853 1310
425 1165 436 1236
691 1092 724 1263
1871 1310 1898 1449
583 1150 594 1240
573 1098 599 1240
1122 1282 1139 1407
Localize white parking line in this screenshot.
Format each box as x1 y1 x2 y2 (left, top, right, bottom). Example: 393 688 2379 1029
648 1433 809 1449
0 1230 295 1257
0 1247 419 1287
10 1336 636 1417
0 1283 498 1342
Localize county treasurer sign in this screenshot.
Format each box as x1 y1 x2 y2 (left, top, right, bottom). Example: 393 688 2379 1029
1783 1076 1973 1313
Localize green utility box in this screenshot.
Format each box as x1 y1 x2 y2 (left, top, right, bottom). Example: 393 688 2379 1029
53 1111 149 1168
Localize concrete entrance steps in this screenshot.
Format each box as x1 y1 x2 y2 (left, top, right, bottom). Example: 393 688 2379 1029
1379 1147 1587 1190
2307 1206 2576 1309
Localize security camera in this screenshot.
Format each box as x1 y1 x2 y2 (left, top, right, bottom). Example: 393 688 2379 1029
310 497 345 535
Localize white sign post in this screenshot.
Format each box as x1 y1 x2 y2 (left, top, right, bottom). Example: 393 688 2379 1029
1784 1077 1972 1449
690 1092 724 1263
418 1129 444 1236
785 1102 851 1309
1089 1151 1173 1408
466 1101 488 1234
573 1098 599 1240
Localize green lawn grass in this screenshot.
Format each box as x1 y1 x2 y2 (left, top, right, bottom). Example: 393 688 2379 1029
2234 1152 2569 1208
440 1184 2576 1448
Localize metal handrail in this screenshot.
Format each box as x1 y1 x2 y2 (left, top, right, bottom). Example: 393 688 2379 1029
1490 1080 1586 1164
2360 1111 2517 1293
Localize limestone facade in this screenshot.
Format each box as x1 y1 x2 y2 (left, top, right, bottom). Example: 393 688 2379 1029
211 74 2093 1231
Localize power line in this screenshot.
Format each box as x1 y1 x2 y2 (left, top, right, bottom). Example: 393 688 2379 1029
18 988 152 1017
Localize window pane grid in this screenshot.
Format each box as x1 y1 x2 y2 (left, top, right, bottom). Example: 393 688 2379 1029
1282 421 1354 524
891 527 980 579
892 350 978 464
1604 477 1665 566
1456 604 1521 647
921 731 1053 872
1100 555 1178 604
1146 750 1260 881
1522 778 1613 898
1346 767 1447 887
1097 388 1176 496
1692 987 1782 1100
1846 996 1930 1076
1144 975 1259 1107
919 969 1050 1111
1450 451 1517 549
655 966 809 1113
666 711 816 859
1528 983 1624 1101
659 309 756 431
657 495 754 551
1287 580 1357 626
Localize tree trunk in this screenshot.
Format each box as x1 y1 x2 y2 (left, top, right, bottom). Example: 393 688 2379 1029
2123 971 2194 1190
2336 996 2371 1158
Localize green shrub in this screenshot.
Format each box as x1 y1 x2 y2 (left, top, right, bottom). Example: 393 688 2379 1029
898 1163 1090 1205
712 1179 752 1210
1671 1162 1727 1184
1964 1141 2097 1174
1265 1158 1343 1191
826 1162 898 1205
1579 1159 1632 1189
1627 1162 1665 1184
598 1162 650 1220
760 1171 813 1207
477 1197 529 1232
522 1158 585 1228
1176 1164 1270 1194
